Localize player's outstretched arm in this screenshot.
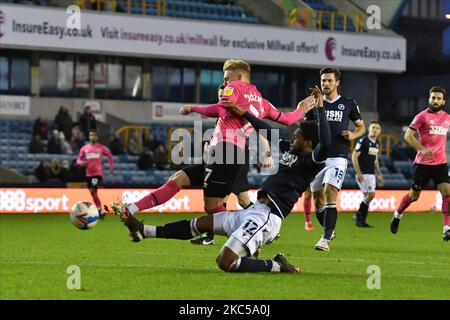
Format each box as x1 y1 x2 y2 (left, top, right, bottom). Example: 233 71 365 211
180 103 227 118
265 95 316 126
313 107 331 162
226 103 275 143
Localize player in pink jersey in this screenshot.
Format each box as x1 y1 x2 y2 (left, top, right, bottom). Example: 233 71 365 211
77 130 114 219
178 59 315 244
110 59 315 245
390 86 450 241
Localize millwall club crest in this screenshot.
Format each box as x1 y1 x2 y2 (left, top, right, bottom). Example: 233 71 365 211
338 104 345 111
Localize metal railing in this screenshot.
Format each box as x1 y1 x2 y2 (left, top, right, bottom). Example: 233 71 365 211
76 0 167 15
316 10 364 32
116 125 151 149
349 134 399 156
289 7 364 32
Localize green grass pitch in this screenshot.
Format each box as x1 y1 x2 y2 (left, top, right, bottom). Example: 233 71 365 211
1 212 449 300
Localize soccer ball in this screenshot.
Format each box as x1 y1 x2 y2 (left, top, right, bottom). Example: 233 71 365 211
70 201 100 230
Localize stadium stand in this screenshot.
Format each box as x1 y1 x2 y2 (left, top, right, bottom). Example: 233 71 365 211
0 117 411 189
114 0 261 24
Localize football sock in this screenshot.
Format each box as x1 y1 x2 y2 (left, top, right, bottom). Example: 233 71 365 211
315 207 325 227
394 211 402 219
357 200 369 222
90 190 102 210
143 225 156 238
230 257 275 272
155 219 201 240
442 197 450 226
127 203 139 215
323 203 338 240
304 195 312 223
135 180 181 211
395 194 414 217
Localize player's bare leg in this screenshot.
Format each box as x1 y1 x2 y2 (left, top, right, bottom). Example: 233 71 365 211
437 182 450 241
355 192 375 228
390 189 420 234
303 188 314 231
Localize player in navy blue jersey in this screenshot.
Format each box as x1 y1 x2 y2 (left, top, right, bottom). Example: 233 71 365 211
112 87 331 273
351 121 384 227
305 67 366 251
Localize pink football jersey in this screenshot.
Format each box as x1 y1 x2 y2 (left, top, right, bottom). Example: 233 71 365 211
409 108 450 165
76 143 114 177
192 80 304 149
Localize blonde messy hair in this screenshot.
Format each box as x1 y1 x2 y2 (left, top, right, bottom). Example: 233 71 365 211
223 59 251 77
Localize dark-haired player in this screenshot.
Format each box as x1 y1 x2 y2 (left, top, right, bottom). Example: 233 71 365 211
306 67 366 251
76 130 114 219
351 121 384 227
111 87 331 273
390 86 450 241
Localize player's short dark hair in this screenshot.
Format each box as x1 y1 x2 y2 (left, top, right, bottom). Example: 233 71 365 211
299 121 319 147
370 120 382 127
218 84 225 91
89 129 98 135
320 67 341 81
429 86 447 99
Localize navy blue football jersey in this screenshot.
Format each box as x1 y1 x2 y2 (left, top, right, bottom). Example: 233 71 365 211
261 151 324 219
304 95 362 158
355 135 380 174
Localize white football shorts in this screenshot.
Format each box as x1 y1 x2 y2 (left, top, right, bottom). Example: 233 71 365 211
356 174 377 193
213 202 282 256
310 157 348 192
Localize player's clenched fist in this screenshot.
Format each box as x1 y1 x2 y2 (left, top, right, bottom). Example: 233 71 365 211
180 106 193 115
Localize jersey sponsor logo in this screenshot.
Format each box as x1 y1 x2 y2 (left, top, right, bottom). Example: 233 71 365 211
368 147 379 156
338 104 345 111
429 125 448 135
223 87 234 97
280 152 298 167
86 152 101 159
325 110 343 122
